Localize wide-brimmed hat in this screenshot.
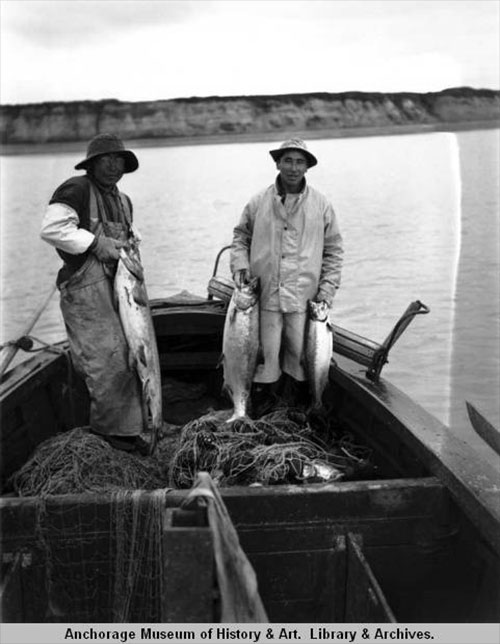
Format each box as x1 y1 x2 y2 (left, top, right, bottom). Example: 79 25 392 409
75 133 139 173
269 138 318 167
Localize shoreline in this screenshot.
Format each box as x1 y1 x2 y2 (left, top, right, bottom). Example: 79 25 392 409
1 120 498 156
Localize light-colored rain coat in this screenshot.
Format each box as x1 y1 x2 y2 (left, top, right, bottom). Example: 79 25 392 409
230 178 343 312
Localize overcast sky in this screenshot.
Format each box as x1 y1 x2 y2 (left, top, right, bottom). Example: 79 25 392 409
1 0 499 105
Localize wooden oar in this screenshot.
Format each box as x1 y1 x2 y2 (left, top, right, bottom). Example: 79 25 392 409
0 284 58 378
466 401 500 456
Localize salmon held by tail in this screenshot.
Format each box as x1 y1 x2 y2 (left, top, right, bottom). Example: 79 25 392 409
222 277 260 423
114 239 162 454
305 300 334 409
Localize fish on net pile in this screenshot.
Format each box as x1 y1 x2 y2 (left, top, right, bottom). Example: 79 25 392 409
5 375 374 621
169 407 375 488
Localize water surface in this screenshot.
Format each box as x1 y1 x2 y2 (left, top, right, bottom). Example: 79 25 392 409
1 130 498 460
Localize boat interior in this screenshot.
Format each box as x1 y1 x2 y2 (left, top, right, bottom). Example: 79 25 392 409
1 295 499 623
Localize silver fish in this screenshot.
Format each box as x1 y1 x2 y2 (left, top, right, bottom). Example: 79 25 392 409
302 459 344 482
114 241 162 453
222 277 260 422
304 300 333 409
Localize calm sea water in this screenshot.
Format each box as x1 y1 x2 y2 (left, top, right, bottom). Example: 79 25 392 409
1 130 499 460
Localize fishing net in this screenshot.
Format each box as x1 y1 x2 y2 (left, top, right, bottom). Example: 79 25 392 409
169 407 374 488
8 430 179 621
10 407 374 497
10 426 176 497
27 488 169 623
5 377 375 623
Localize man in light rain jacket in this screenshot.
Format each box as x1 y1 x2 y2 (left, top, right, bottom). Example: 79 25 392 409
230 138 343 410
40 133 149 455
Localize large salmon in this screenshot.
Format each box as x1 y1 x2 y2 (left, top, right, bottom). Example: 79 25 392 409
114 240 162 453
304 300 334 409
222 278 260 422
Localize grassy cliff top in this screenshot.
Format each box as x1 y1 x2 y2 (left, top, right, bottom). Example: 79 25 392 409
2 86 499 109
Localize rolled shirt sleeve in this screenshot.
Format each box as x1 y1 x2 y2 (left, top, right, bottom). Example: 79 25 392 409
41 202 95 255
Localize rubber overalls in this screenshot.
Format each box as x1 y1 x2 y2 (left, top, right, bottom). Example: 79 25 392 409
59 182 143 437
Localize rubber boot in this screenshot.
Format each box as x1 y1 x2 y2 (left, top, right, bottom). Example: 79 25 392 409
280 375 310 409
251 382 277 418
293 379 311 410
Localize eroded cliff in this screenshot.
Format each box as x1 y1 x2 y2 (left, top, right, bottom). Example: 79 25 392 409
1 88 499 146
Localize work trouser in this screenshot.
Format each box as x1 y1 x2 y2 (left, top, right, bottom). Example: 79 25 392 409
253 309 307 384
59 253 143 437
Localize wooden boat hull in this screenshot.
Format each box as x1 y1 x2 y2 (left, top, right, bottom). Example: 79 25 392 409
1 295 499 623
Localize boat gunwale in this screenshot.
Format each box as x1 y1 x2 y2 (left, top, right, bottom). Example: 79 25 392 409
331 355 500 556
0 474 444 507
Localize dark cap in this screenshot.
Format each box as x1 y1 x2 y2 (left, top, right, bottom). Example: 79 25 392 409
75 133 139 173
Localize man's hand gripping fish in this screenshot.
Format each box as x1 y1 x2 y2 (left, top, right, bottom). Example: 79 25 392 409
305 300 334 409
222 277 260 422
114 239 162 453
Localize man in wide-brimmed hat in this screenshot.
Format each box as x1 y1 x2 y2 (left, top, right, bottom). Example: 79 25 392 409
41 133 149 454
230 137 343 410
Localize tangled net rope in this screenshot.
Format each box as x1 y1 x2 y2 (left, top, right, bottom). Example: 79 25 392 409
10 407 374 496
10 427 173 496
169 407 373 488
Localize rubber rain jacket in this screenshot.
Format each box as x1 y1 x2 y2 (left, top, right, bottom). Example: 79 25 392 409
230 178 343 312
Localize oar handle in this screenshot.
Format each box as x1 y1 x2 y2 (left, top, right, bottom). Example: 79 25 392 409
0 284 58 377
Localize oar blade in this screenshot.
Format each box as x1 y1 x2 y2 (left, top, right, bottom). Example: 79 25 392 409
466 401 500 456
